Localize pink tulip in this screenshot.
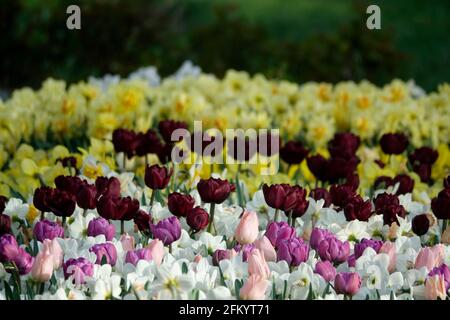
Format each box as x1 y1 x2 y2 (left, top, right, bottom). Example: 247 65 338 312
42 239 64 269
31 247 54 282
235 211 259 244
120 234 135 252
414 246 443 271
255 236 277 262
248 249 270 279
425 275 447 300
430 244 445 267
240 275 268 300
194 255 202 263
147 239 164 265
379 241 396 273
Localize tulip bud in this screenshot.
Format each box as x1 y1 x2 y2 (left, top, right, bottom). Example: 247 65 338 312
277 237 309 267
145 164 172 190
240 275 268 300
87 217 116 241
158 120 188 144
14 247 34 275
334 272 361 296
147 239 164 265
168 192 195 217
150 216 181 246
254 236 277 262
76 183 97 210
0 234 19 262
31 247 54 282
120 234 136 252
33 219 64 242
315 260 337 282
415 247 437 271
279 141 309 165
95 176 121 199
431 189 450 220
412 214 430 236
248 249 270 279
379 133 409 155
186 207 209 232
197 178 235 204
265 221 295 248
89 243 118 266
235 211 259 244
262 184 287 210
33 186 54 212
134 210 151 233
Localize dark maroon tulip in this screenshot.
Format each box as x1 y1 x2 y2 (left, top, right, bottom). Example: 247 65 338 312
291 192 309 218
135 129 163 157
393 174 414 195
306 154 329 182
257 132 280 157
112 128 139 158
344 195 372 221
158 120 188 144
117 197 140 221
134 210 152 233
412 214 430 236
409 147 439 166
345 173 360 191
373 176 394 190
328 132 360 160
56 156 77 169
279 141 309 165
156 143 174 164
375 193 406 225
47 189 76 217
197 178 235 204
95 176 121 199
431 189 450 220
55 175 83 194
0 214 11 236
168 192 195 217
309 188 331 207
33 186 55 212
330 184 355 208
282 186 308 218
374 193 400 211
227 136 257 161
262 184 288 210
413 163 432 183
380 133 409 155
187 207 209 231
76 182 97 210
327 156 360 183
0 196 7 214
96 196 139 221
145 164 173 190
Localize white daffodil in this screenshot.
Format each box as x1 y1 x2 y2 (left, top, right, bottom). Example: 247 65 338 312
336 220 370 243
214 204 242 239
91 275 122 300
150 262 195 299
366 214 384 239
219 256 248 291
67 210 96 239
4 198 34 230
207 286 233 300
288 263 320 300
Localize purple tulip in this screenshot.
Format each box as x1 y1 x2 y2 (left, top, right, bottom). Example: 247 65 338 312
125 248 152 266
315 260 337 282
33 220 64 242
150 216 181 245
310 227 334 251
428 264 450 291
277 237 310 267
89 243 118 266
14 247 34 275
334 272 361 296
0 234 19 262
354 238 384 259
63 257 94 284
265 221 296 248
87 217 116 241
347 254 356 268
212 249 230 266
317 237 350 264
234 243 256 262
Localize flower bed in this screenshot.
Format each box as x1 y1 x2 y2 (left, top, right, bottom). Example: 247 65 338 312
0 63 449 300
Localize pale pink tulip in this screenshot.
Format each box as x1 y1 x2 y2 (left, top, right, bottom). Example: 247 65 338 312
424 275 447 300
415 247 436 271
147 239 164 265
31 247 54 282
379 241 396 273
235 211 259 244
240 275 268 300
194 255 202 263
248 249 270 279
254 236 277 262
120 234 135 252
430 244 445 267
43 239 63 269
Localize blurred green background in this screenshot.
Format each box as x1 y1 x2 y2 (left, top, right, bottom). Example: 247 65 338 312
1 0 449 92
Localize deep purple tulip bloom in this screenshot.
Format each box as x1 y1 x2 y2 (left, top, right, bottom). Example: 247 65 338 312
63 257 94 284
277 237 309 267
89 243 118 266
87 217 116 241
14 247 34 275
317 237 350 264
0 234 19 262
265 221 295 248
354 238 383 259
150 216 181 245
33 219 65 242
234 243 256 262
309 227 334 251
334 272 361 296
212 249 230 266
125 248 152 266
315 260 337 282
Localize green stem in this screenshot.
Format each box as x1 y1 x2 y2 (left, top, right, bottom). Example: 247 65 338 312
288 210 293 226
82 209 87 218
169 243 173 254
40 211 45 221
442 219 447 237
150 189 155 207
62 216 66 228
121 220 125 235
145 155 149 168
274 208 280 222
122 153 126 172
207 203 216 233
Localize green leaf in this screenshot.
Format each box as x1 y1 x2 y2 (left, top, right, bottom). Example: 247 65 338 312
234 279 243 299
181 262 188 274
4 280 14 300
100 255 108 265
